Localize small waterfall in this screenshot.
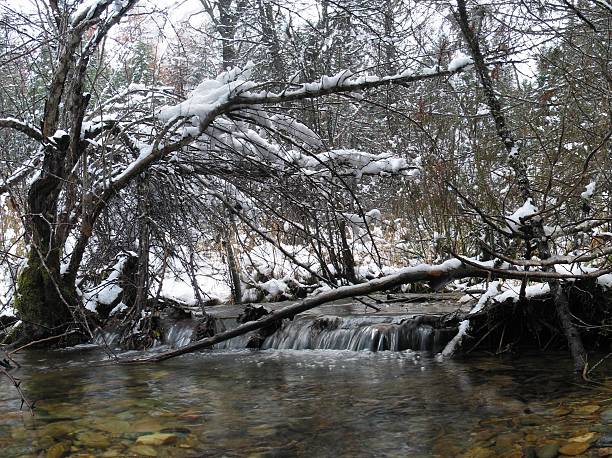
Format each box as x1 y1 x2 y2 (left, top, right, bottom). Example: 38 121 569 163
92 319 199 349
92 330 120 347
92 314 454 353
163 319 198 348
260 315 449 352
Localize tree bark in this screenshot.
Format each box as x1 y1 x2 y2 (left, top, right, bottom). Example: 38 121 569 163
224 217 242 304
258 0 285 79
338 220 357 284
218 0 238 69
551 283 587 372
14 139 74 340
14 248 73 341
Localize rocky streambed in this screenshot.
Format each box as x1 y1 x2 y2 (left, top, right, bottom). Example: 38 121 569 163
0 347 611 457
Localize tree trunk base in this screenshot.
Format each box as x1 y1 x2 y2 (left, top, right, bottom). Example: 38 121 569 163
551 283 587 373
13 250 74 344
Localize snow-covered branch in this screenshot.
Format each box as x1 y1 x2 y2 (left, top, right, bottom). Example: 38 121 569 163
157 62 474 124
0 118 45 144
0 151 43 196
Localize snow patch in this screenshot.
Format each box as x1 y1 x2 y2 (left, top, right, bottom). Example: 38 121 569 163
157 64 256 122
83 255 129 312
448 52 473 72
469 281 500 315
597 274 612 289
581 181 596 199
506 198 538 232
493 282 550 303
260 278 288 298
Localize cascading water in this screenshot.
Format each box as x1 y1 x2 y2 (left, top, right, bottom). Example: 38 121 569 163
205 314 455 353
92 329 120 347
259 315 450 352
163 319 198 348
93 310 456 353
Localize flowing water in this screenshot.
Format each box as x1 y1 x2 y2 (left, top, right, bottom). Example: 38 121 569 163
157 294 464 353
0 347 611 457
1 297 612 457
154 315 455 352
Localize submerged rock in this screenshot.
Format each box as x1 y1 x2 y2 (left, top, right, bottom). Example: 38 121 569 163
567 432 597 443
595 434 612 447
76 431 111 448
495 433 523 449
573 404 600 415
473 430 496 442
91 419 132 434
535 442 560 458
129 445 158 456
460 446 496 458
135 433 178 446
558 441 590 455
43 421 77 439
99 450 124 457
46 442 71 458
518 415 545 426
601 408 612 424
130 419 163 433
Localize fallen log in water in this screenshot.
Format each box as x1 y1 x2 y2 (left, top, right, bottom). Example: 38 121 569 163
126 260 483 363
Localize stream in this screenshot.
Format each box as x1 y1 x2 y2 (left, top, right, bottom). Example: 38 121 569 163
0 296 611 457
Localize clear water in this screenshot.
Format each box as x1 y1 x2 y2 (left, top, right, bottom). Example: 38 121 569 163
0 348 610 457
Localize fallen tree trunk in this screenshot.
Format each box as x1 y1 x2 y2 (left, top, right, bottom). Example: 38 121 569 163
126 260 483 363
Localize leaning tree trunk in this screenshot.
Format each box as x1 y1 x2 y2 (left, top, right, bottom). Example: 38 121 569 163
454 0 587 373
8 0 139 345
14 143 74 341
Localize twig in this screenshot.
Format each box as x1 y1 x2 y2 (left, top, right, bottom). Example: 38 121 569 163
355 297 381 312
0 367 34 415
2 350 20 369
496 325 506 355
466 321 502 353
587 351 612 376
8 330 78 356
